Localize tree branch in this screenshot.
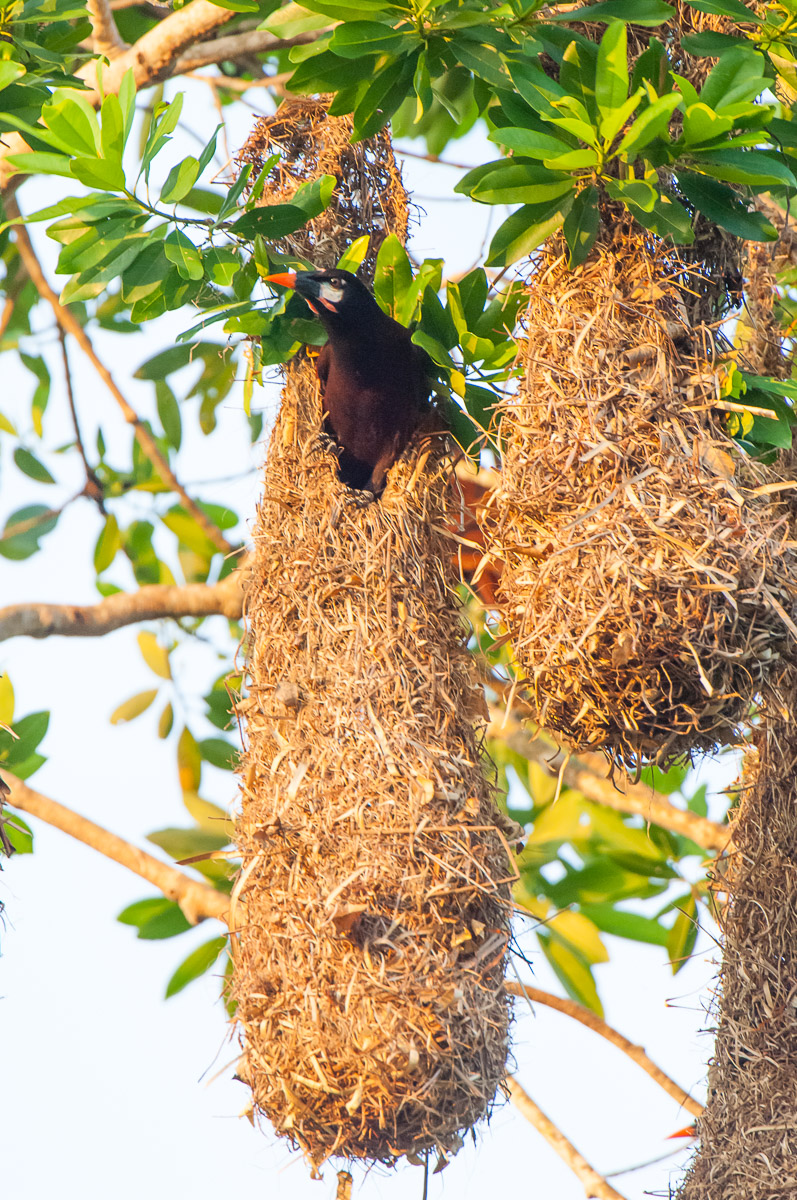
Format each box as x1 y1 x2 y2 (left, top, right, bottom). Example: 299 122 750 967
495 717 728 853
6 195 236 560
506 1077 629 1200
174 29 320 74
86 0 128 58
76 0 238 101
4 772 230 925
506 981 704 1119
0 570 245 641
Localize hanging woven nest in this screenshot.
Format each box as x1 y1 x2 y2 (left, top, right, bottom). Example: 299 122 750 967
489 215 796 768
230 359 514 1165
236 96 407 282
229 105 513 1166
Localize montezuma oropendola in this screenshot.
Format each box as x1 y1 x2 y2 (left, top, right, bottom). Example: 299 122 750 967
264 268 433 499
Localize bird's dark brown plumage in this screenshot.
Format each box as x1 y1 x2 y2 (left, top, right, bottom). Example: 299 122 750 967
267 268 433 498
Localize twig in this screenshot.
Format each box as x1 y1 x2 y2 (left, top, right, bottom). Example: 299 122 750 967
506 981 704 1119
174 29 320 74
86 0 128 57
58 327 106 513
495 717 728 853
6 195 236 559
506 1077 629 1200
0 569 245 640
3 772 230 925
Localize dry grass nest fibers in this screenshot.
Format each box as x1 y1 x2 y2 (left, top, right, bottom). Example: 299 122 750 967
236 96 407 282
231 359 514 1166
491 222 797 767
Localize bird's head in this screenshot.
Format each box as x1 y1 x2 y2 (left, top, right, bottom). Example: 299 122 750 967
263 268 379 331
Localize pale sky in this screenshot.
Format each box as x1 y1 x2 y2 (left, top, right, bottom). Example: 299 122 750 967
0 80 727 1200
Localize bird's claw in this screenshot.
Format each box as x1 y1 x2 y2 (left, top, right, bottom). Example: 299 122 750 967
311 431 339 457
344 487 377 509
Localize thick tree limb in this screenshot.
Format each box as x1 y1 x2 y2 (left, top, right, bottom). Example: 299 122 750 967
6 195 236 559
86 0 128 57
506 1077 629 1200
0 570 245 641
494 716 728 853
4 773 230 925
507 980 704 1119
77 0 237 101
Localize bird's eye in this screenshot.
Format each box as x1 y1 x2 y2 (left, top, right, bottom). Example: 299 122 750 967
329 276 341 287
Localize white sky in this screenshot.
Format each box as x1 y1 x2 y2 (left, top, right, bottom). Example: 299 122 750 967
0 77 732 1200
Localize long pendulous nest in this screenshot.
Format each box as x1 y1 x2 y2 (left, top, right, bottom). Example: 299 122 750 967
236 96 407 283
678 695 797 1199
230 361 515 1165
489 218 797 768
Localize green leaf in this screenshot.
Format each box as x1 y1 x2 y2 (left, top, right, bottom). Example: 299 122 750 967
667 894 698 974
291 172 336 219
683 0 761 20
628 192 695 242
617 92 682 156
677 170 777 240
263 2 332 37
329 20 418 58
164 231 203 281
486 194 574 267
156 380 182 450
595 21 628 118
100 93 125 163
351 51 418 140
538 932 604 1016
562 184 600 266
604 175 658 211
147 826 230 859
373 233 412 318
680 31 750 56
110 689 158 724
161 156 201 204
549 0 674 23
70 156 126 191
178 725 202 794
198 737 238 770
138 631 171 680
14 446 55 484
93 513 120 573
229 202 309 240
0 505 59 560
117 897 192 940
489 126 575 159
0 711 49 765
160 506 219 559
336 234 370 272
472 163 575 205
580 903 670 946
41 94 101 156
5 151 74 178
158 702 174 740
165 936 228 998
690 149 797 189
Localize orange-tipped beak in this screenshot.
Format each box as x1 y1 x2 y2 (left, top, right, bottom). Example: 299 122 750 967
263 271 297 288
667 1126 697 1140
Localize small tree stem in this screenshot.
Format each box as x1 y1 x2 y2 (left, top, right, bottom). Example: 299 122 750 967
507 981 704 1118
6 196 236 559
507 1077 629 1200
4 772 230 925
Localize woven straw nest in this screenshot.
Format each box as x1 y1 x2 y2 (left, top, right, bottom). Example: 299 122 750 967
236 96 407 283
680 700 797 1199
229 358 515 1165
488 216 797 768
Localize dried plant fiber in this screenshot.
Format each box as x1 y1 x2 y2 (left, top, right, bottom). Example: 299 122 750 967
491 218 795 767
236 96 407 283
678 688 797 1199
230 358 514 1165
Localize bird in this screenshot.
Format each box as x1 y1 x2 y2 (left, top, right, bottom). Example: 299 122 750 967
263 268 434 500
